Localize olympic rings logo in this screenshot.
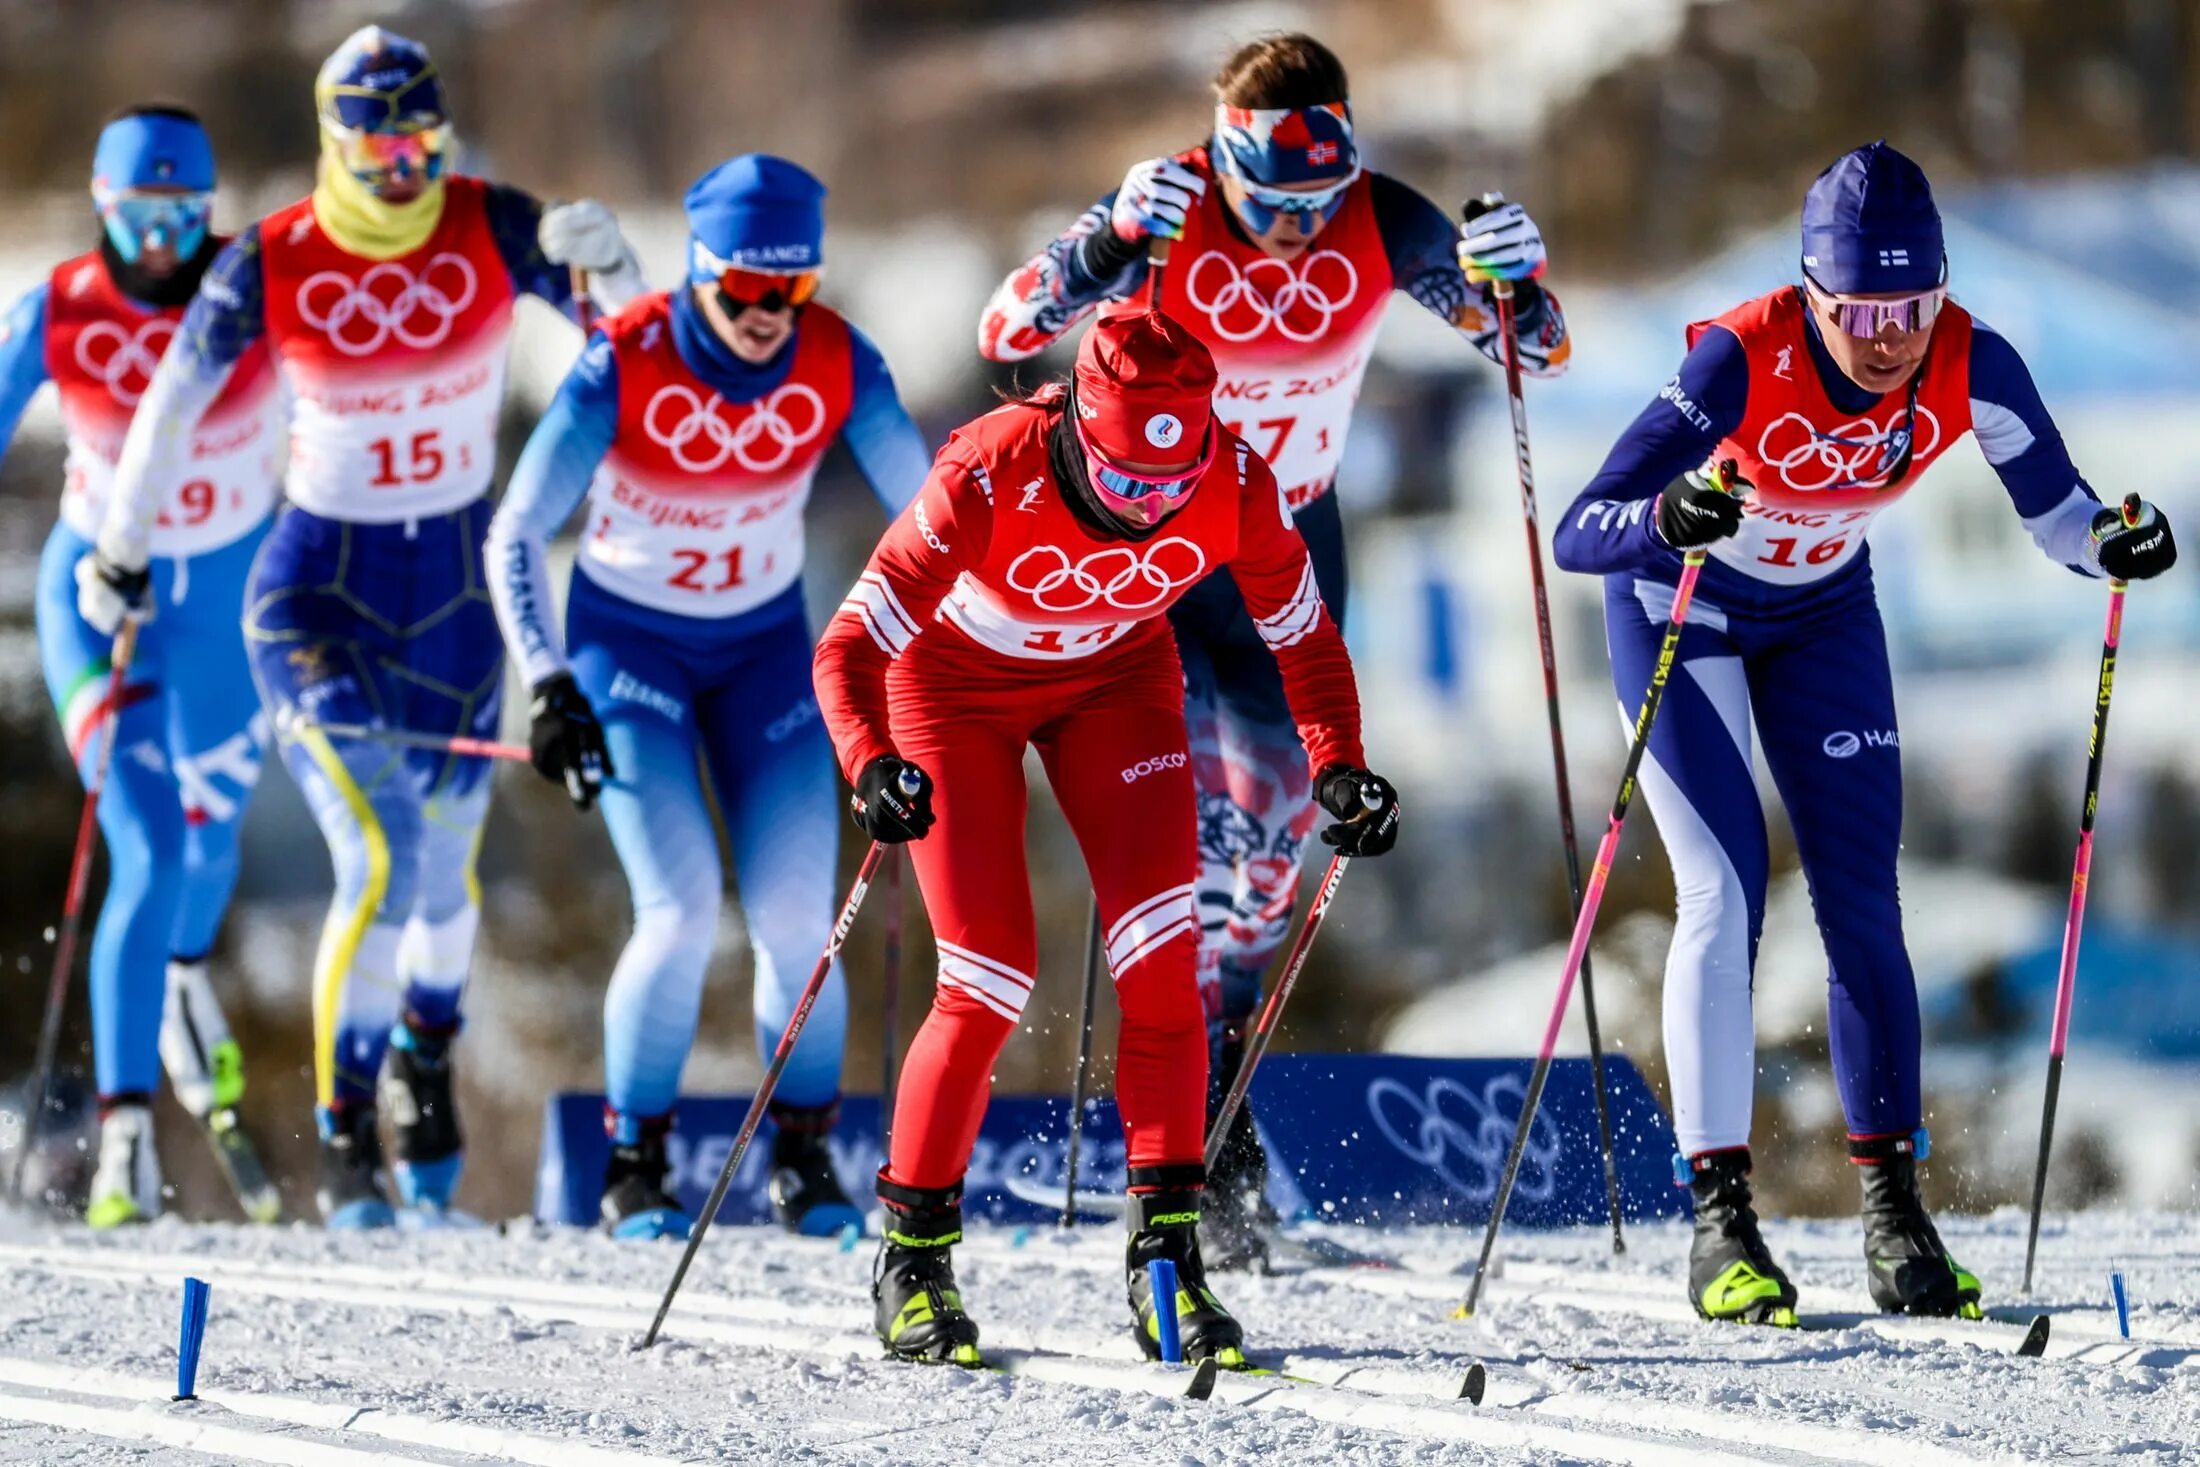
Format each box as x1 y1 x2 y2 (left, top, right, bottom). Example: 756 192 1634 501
642 382 826 474
296 253 478 357
1004 537 1208 613
1366 1075 1563 1204
1183 249 1359 344
1755 407 1941 493
74 318 175 406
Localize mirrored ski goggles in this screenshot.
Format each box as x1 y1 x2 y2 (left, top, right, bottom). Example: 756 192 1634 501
715 264 824 313
95 189 212 261
1217 152 1359 234
327 121 452 185
1804 278 1947 338
1074 414 1216 502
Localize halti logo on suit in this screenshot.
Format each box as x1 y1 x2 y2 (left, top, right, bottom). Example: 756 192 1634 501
1823 729 1898 758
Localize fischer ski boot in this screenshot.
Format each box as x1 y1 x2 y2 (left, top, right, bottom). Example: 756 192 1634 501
381 1017 463 1216
767 1101 863 1237
600 1110 690 1240
85 1098 161 1229
1684 1148 1798 1327
1201 1031 1280 1272
1127 1176 1246 1367
873 1174 981 1365
317 1101 396 1230
1853 1132 1982 1319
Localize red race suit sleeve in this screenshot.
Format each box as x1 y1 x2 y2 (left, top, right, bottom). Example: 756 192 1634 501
814 437 993 783
1225 452 1367 775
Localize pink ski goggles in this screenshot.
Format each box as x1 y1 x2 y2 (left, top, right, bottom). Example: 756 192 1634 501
1074 413 1214 519
1805 278 1947 338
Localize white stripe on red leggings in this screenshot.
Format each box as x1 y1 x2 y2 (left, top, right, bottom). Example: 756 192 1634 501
936 940 1033 1021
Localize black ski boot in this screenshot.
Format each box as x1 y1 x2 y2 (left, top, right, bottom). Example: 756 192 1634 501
381 1017 463 1212
316 1102 395 1230
1853 1133 1982 1318
873 1174 981 1365
767 1101 863 1237
1684 1148 1798 1326
600 1110 690 1240
1200 1035 1278 1273
1127 1173 1246 1366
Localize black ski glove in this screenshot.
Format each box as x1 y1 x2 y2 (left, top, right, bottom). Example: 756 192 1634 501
851 755 935 843
2091 495 2177 581
1656 460 1747 549
528 672 613 811
1315 765 1401 858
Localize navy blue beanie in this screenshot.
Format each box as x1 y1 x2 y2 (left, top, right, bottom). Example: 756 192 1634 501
685 154 825 281
1800 141 1944 295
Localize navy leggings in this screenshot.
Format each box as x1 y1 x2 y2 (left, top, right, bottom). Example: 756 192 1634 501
1603 563 1920 1155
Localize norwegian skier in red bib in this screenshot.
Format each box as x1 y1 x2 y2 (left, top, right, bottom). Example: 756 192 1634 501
1555 141 2177 1323
979 32 1568 1266
814 310 1400 1366
83 26 647 1229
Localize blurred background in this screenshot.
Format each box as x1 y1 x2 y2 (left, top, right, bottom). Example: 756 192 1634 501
2 0 2197 1224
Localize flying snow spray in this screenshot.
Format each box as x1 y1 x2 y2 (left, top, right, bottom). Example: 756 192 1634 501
175 1277 211 1400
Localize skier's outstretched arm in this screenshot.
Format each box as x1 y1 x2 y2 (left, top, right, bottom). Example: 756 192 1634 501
0 284 51 458
978 158 1200 362
1552 326 1749 575
1375 174 1570 378
484 332 620 687
840 324 931 516
814 440 992 778
488 182 648 321
1223 448 1365 775
1967 322 2173 579
97 230 262 574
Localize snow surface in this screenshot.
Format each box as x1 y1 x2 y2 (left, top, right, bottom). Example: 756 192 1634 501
0 1207 2194 1465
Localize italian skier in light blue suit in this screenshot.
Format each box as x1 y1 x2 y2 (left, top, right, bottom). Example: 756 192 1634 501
2 107 279 1226
486 156 927 1239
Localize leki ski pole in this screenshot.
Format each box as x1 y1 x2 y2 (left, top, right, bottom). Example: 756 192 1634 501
1202 788 1382 1170
879 848 904 1148
1059 902 1104 1228
281 713 531 765
2023 494 2141 1294
13 616 141 1202
1457 465 1738 1318
1471 191 1626 1254
640 769 919 1348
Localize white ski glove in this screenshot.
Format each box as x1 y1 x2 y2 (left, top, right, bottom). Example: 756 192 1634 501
1458 199 1547 285
75 549 151 636
540 200 647 313
1110 157 1207 244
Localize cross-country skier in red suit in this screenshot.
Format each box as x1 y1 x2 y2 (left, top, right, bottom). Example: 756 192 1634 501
978 32 1564 1266
814 309 1401 1367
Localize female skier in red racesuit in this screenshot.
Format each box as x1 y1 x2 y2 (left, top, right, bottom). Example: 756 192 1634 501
814 308 1399 1366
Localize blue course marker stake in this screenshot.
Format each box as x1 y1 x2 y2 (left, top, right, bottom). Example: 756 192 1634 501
2110 1271 2131 1338
1147 1258 1182 1363
175 1277 211 1400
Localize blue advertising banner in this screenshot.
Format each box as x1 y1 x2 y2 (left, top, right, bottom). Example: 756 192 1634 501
535 1053 1683 1230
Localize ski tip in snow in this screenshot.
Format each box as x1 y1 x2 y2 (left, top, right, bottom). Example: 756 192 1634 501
2017 1313 2051 1358
1185 1357 1218 1401
1458 1361 1486 1405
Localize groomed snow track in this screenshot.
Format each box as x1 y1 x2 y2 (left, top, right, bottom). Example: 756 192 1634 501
0 1215 2193 1465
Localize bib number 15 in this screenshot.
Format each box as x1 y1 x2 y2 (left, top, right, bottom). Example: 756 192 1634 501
368 430 472 487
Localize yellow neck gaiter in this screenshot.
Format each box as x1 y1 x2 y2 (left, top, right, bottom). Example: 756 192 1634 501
311 150 446 260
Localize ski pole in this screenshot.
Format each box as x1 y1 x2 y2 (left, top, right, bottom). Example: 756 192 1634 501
1146 235 1172 308
2023 494 2139 1295
1471 192 1627 1256
1456 470 1733 1318
570 264 596 332
279 713 531 765
1204 836 1370 1171
640 773 917 1348
12 616 141 1203
1059 900 1104 1228
879 848 903 1150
